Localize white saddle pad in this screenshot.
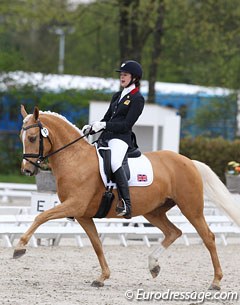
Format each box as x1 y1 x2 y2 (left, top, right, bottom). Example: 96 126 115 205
96 146 153 188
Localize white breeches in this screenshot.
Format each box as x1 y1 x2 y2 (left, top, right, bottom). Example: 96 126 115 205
108 139 128 173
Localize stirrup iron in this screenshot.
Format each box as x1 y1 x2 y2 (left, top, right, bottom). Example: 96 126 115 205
116 199 127 216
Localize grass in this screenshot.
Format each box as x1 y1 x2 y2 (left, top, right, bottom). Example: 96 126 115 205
0 174 35 184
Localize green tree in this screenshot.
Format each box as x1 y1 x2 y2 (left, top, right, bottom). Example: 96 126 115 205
161 0 240 90
117 0 165 102
0 0 239 92
0 0 120 75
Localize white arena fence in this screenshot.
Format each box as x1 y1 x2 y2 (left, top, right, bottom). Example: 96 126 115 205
0 183 37 203
0 183 240 248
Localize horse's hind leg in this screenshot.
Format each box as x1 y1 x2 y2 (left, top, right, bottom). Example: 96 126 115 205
76 217 110 287
183 213 223 290
144 202 182 278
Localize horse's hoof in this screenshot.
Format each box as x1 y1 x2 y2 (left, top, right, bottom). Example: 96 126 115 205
208 283 221 291
150 265 161 278
13 249 26 259
91 280 104 288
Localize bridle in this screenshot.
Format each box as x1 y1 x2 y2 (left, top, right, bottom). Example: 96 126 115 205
22 119 89 169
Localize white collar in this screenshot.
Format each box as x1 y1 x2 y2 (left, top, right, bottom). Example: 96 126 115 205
119 84 136 101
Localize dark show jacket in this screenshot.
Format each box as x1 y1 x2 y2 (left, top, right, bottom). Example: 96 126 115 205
99 87 145 147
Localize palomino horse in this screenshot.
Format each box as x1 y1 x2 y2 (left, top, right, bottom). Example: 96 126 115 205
16 105 240 290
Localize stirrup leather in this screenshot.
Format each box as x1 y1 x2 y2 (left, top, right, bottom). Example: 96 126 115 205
116 198 127 216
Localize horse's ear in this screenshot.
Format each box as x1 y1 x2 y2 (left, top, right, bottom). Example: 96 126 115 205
21 105 28 118
33 106 39 121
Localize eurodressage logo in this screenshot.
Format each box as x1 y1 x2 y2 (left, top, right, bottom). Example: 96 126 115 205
124 289 239 303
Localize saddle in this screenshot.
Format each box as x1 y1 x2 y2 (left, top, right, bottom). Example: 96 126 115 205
97 131 141 183
97 141 141 183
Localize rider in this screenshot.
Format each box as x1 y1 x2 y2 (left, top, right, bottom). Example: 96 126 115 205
83 60 145 219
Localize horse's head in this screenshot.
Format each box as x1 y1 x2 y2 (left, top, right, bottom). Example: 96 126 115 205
20 105 52 176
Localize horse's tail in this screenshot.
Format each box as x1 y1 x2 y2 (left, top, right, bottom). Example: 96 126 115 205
193 160 240 226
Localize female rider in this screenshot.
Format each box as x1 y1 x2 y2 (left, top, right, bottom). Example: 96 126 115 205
83 60 145 219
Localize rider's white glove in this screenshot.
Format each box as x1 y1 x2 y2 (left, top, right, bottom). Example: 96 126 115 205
82 124 92 134
91 121 106 133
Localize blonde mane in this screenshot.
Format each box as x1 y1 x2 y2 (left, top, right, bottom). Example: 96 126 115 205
39 110 89 137
22 110 90 143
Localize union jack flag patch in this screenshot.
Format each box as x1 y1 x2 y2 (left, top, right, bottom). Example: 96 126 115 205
137 174 148 182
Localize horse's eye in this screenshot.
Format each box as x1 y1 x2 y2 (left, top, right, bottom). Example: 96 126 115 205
29 136 37 143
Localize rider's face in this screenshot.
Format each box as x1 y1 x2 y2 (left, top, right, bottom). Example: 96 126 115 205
120 72 132 88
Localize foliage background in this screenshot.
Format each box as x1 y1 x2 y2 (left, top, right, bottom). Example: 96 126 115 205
0 0 239 89
180 137 240 182
0 0 240 180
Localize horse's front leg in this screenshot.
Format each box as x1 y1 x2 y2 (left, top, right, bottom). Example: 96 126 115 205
76 217 110 287
13 201 75 259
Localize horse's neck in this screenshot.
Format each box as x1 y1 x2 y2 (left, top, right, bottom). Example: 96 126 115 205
50 142 95 179
50 125 90 153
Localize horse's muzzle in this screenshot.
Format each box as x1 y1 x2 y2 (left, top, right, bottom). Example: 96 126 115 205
22 168 35 176
21 162 38 176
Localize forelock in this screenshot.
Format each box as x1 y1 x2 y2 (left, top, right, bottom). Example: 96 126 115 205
23 114 32 124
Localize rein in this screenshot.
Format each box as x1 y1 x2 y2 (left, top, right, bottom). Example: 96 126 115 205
22 119 90 169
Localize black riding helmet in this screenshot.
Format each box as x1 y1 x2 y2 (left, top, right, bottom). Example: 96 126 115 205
116 60 143 79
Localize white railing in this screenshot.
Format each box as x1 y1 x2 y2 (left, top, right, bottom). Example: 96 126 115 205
0 183 37 203
0 183 239 248
0 213 239 248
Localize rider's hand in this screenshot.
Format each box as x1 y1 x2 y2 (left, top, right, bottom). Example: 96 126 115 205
82 124 92 134
91 121 106 133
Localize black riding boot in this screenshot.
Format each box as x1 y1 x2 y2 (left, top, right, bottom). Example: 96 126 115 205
114 167 132 219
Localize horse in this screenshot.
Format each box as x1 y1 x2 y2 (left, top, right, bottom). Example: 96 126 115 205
16 105 240 290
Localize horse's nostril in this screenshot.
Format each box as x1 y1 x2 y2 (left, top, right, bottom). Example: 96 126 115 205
23 169 33 176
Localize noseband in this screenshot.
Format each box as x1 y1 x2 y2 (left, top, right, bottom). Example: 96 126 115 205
22 119 89 169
